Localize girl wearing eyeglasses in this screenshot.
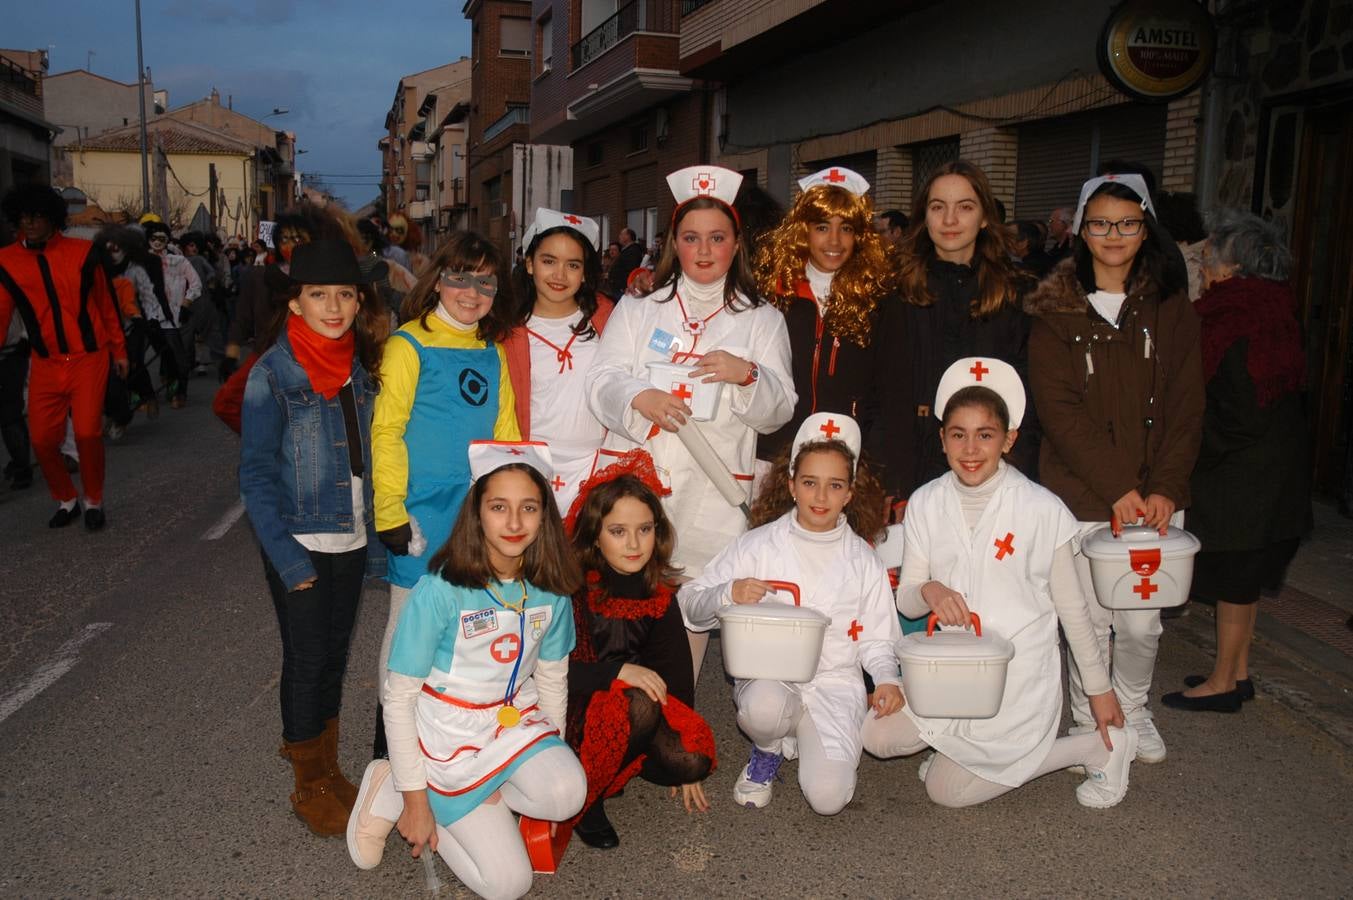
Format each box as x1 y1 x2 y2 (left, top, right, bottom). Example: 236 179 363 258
1026 174 1203 767
370 231 521 758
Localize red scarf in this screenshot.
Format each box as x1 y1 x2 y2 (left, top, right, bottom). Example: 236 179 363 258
286 314 354 399
1194 276 1304 408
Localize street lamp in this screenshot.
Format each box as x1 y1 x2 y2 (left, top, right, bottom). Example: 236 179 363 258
262 107 289 119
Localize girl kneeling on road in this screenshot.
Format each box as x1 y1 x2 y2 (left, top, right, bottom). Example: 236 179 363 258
347 442 586 900
679 413 902 815
861 358 1135 808
239 240 389 836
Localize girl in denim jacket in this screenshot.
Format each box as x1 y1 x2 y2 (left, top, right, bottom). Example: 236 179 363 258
240 240 389 838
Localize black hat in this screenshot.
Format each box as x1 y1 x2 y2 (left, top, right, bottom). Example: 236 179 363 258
287 239 384 284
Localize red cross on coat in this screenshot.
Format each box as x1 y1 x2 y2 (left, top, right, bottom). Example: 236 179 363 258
847 619 863 641
970 360 990 381
550 476 565 491
994 532 1015 560
819 418 841 440
490 634 520 663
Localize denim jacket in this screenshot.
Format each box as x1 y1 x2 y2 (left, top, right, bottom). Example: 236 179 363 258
239 330 386 589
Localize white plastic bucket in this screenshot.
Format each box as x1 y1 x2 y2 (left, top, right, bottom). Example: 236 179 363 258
1081 525 1201 609
897 613 1014 719
716 580 830 683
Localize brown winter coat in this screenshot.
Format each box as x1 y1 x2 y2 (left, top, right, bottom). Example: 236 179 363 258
1025 259 1203 522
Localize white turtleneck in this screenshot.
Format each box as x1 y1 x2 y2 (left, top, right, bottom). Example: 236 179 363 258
434 301 480 332
676 272 728 312
788 509 848 578
805 260 834 308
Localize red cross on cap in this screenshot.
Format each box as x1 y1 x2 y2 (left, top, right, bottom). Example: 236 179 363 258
1133 578 1159 601
551 475 565 491
819 418 841 440
490 634 520 663
563 214 581 224
692 173 715 195
994 532 1015 560
670 382 693 402
506 448 526 455
847 619 863 641
824 168 847 183
970 360 989 382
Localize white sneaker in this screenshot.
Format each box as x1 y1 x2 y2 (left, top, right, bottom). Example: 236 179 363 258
732 747 783 809
1130 716 1167 763
347 760 397 869
780 736 798 762
1076 726 1138 809
917 751 935 783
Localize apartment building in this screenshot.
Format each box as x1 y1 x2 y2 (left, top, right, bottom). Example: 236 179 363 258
0 48 57 194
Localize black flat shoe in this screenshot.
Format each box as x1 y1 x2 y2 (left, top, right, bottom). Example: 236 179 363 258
574 802 619 850
1162 689 1243 713
84 507 106 532
48 505 81 528
1184 674 1254 701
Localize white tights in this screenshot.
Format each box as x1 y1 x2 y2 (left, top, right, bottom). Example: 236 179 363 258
860 711 1110 808
735 679 858 815
368 745 586 900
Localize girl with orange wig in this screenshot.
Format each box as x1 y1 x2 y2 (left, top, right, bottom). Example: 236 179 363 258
753 168 900 475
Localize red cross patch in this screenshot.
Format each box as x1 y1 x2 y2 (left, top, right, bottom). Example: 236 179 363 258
1133 578 1159 601
994 532 1015 560
506 448 525 456
692 173 715 195
670 382 693 402
819 418 841 440
550 475 565 492
847 619 863 641
563 214 581 224
490 634 520 664
824 168 847 183
970 360 989 381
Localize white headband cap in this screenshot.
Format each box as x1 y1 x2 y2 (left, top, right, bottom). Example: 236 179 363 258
468 440 554 483
666 165 742 209
522 208 600 251
797 166 870 197
791 413 862 474
1071 173 1156 234
934 357 1026 429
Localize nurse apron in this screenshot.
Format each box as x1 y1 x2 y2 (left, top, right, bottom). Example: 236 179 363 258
526 312 605 515
391 577 574 824
386 331 501 588
902 466 1077 787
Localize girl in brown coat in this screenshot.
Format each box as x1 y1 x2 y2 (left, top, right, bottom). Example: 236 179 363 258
1026 174 1203 764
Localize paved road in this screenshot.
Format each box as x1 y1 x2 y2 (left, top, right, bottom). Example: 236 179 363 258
1 397 1350 898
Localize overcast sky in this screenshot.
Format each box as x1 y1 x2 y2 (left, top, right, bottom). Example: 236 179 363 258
10 0 472 207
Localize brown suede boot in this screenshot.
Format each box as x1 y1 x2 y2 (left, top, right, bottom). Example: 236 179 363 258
281 735 350 837
321 717 358 811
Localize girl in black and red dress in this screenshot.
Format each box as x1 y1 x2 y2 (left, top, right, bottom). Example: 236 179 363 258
563 449 716 850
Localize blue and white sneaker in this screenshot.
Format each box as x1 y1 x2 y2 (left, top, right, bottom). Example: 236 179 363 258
732 746 783 809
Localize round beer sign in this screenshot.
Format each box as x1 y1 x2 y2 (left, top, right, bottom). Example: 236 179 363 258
1099 0 1215 101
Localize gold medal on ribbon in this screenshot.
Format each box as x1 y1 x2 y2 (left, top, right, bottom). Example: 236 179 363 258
497 705 521 728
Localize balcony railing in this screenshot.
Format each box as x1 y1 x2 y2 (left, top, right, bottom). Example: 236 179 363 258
482 104 530 143
571 1 677 71
680 0 714 14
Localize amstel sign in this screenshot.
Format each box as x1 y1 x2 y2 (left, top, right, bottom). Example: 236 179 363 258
1099 0 1216 101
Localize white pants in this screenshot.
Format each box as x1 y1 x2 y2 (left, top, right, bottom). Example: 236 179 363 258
860 711 1109 808
1066 513 1182 725
378 584 411 690
368 745 586 900
735 680 857 816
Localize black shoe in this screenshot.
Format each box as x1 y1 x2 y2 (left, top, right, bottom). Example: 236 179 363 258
84 506 106 531
372 702 389 760
9 468 32 490
574 801 619 850
1184 674 1254 702
1161 689 1243 713
49 504 81 528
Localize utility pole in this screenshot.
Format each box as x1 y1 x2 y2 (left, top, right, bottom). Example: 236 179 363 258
134 0 150 215
209 163 218 232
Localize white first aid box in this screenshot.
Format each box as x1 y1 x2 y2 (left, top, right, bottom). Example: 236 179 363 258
647 361 722 422
718 584 830 683
1081 525 1201 610
897 615 1014 719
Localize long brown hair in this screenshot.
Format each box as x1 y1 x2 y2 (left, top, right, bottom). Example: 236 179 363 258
645 198 763 311
898 160 1026 318
750 440 887 541
401 230 513 342
570 474 682 596
755 184 897 347
274 282 389 388
431 464 582 596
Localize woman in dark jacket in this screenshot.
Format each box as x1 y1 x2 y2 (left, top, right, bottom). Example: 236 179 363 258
868 160 1038 515
1162 211 1311 712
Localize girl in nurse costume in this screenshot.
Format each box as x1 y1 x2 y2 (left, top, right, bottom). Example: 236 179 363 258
346 441 586 900
679 413 902 815
504 209 613 515
860 358 1137 809
371 231 520 757
585 165 795 579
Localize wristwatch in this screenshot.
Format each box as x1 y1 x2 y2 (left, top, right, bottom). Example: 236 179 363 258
739 362 759 387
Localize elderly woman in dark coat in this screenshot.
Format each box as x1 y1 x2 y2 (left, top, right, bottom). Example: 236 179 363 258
1162 211 1312 713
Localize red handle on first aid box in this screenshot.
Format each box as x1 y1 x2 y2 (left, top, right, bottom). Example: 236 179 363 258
765 580 801 606
926 612 982 637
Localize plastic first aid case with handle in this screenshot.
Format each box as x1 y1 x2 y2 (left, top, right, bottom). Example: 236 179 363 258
716 581 830 683
897 614 1014 719
646 361 723 422
1081 525 1201 610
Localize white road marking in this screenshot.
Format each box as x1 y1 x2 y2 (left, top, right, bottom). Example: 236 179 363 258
202 499 246 541
0 622 113 725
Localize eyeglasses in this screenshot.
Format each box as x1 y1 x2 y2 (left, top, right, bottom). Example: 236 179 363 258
1083 218 1144 237
440 270 497 298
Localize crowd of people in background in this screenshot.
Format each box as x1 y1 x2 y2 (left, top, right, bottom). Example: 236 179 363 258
0 150 1320 899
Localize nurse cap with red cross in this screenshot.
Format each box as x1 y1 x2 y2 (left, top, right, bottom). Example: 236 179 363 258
521 208 601 251
797 166 870 198
934 357 1026 428
666 165 743 228
791 412 862 474
468 440 555 483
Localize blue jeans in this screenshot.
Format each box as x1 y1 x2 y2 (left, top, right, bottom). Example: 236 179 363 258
264 546 366 742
